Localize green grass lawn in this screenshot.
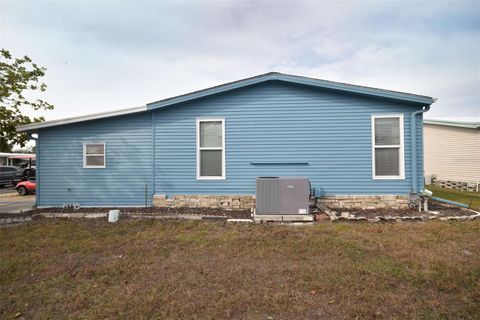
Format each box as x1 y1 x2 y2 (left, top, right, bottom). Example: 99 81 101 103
426 185 480 210
1 219 479 319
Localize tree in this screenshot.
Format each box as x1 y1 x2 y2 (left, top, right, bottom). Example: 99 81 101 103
0 49 53 152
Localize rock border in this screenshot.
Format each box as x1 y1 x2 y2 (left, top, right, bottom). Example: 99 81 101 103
0 212 254 226
334 213 480 223
1 209 478 226
0 216 33 226
318 205 480 223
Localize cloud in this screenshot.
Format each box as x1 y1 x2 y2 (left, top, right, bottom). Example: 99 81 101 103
0 0 479 121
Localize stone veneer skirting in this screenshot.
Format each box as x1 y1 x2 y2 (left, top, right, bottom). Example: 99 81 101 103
153 194 410 210
153 194 256 210
317 195 410 210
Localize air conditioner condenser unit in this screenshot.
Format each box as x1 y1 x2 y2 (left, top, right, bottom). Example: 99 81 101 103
255 177 313 222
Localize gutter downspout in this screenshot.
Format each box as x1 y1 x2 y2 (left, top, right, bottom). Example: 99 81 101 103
28 133 38 207
410 105 430 194
151 111 155 205
430 196 469 208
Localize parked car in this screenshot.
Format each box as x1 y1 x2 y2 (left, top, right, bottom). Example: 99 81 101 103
0 166 22 187
16 178 36 196
11 167 36 186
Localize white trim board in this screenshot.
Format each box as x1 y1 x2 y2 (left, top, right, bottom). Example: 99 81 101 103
17 106 147 132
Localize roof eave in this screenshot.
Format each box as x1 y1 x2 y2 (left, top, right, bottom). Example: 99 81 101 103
146 73 435 110
16 105 148 132
16 72 436 133
424 119 480 129
273 73 435 105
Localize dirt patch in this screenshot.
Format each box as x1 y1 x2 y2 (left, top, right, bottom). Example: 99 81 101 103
427 201 475 216
332 201 475 219
0 193 35 202
27 207 252 219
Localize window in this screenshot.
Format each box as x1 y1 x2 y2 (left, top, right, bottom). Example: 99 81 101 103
196 118 225 179
83 143 106 168
371 114 404 179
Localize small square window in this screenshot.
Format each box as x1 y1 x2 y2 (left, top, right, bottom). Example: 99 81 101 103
83 143 106 168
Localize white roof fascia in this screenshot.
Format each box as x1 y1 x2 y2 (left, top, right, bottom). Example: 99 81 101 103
16 105 148 132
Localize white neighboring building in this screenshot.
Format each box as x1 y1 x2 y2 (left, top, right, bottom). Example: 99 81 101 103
0 152 36 166
424 119 480 189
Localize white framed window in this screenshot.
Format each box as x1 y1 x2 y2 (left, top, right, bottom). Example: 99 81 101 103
371 114 405 179
196 118 225 180
83 142 106 168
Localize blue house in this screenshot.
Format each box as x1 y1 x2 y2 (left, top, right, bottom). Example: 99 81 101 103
18 73 435 209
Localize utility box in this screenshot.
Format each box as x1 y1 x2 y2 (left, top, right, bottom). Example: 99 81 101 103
255 177 312 221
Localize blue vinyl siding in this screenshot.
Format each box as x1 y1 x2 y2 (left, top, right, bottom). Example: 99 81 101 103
153 81 424 197
37 112 152 207
36 80 426 207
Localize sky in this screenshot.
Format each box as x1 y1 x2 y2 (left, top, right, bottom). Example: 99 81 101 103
1 0 479 122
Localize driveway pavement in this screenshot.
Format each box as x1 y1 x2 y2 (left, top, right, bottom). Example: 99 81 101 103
0 186 17 194
0 188 35 213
